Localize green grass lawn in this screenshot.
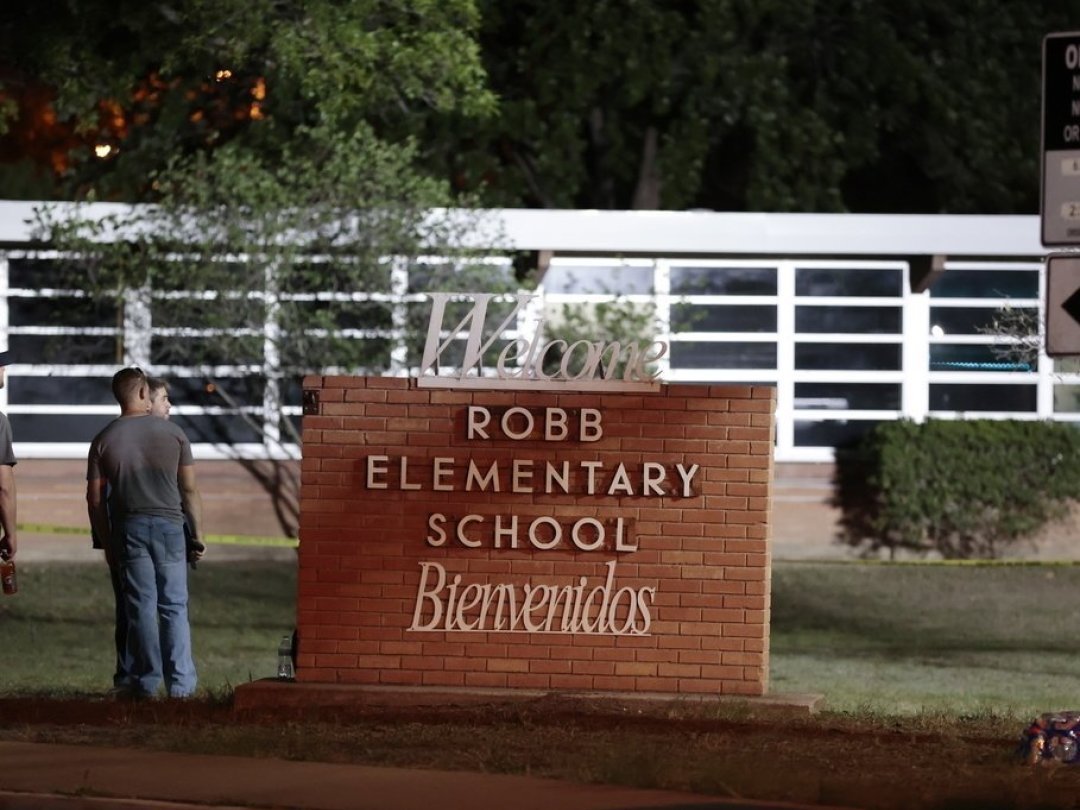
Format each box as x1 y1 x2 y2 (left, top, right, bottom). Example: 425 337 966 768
0 560 296 695
4 558 1080 718
771 562 1080 716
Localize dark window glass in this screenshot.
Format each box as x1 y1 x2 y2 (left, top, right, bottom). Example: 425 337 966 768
669 266 777 295
795 268 902 297
297 335 394 373
793 383 901 410
930 384 1037 412
544 264 653 294
795 343 901 370
793 419 882 448
8 376 117 405
9 258 81 288
279 377 304 408
930 306 1034 335
10 334 118 364
151 335 264 366
168 376 266 408
669 342 777 369
150 262 250 293
796 306 901 334
929 344 1033 372
152 297 266 330
282 262 393 294
929 270 1038 299
671 305 776 333
9 296 119 328
287 300 394 330
171 413 264 444
10 413 112 442
282 414 303 441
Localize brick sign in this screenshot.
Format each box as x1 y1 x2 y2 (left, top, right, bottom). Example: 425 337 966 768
296 377 775 696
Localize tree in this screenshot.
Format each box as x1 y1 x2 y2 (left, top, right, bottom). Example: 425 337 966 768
431 0 1080 213
17 1 515 535
0 0 495 200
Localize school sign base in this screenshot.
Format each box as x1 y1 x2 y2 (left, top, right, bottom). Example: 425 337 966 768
233 679 824 716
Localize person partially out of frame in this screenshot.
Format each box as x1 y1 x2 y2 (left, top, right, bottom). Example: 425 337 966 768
0 351 17 565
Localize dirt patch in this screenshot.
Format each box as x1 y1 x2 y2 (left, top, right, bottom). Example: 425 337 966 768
1 694 1078 809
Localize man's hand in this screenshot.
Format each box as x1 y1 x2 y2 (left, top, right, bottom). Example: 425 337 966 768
0 531 14 561
187 537 206 569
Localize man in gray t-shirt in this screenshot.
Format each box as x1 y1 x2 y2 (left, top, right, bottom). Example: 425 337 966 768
87 367 205 698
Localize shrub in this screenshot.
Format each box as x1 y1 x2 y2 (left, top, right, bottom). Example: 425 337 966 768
833 419 1080 559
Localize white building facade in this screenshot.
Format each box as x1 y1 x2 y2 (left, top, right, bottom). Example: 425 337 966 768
0 202 1063 463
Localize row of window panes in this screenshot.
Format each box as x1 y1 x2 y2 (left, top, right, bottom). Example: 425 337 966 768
11 295 1034 343
672 305 903 333
9 412 266 444
13 258 1037 305
548 264 907 297
6 375 296 409
548 263 1039 300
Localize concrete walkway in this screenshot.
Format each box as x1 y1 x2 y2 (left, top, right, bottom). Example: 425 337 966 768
0 741 857 810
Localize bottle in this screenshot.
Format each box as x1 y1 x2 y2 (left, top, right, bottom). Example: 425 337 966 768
0 555 15 595
276 634 295 680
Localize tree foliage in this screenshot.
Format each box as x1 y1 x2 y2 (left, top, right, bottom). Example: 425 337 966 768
5 1 1079 213
433 0 1080 213
22 0 514 453
0 0 494 200
834 419 1080 559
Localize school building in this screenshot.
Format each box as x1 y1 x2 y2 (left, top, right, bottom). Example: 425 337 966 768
0 201 1057 466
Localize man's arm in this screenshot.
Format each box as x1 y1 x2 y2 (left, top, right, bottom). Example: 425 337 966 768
0 463 16 561
179 465 204 561
86 477 113 565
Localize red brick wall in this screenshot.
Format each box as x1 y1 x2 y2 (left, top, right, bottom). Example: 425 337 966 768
296 377 775 696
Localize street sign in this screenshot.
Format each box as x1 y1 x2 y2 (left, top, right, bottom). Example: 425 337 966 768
1042 32 1080 246
1045 254 1080 355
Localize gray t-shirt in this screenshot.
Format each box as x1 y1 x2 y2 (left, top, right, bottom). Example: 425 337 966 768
87 415 194 521
0 412 17 466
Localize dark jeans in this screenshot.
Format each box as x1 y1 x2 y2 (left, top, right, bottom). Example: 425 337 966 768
106 554 131 688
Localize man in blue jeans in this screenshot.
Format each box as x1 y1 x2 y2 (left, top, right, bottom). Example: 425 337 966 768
87 367 205 698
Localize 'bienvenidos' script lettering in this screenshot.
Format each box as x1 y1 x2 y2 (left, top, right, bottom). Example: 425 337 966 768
408 560 655 635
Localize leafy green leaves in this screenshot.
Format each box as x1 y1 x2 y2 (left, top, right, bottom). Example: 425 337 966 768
835 420 1080 559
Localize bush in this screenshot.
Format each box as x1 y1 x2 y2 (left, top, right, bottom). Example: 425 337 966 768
833 419 1080 559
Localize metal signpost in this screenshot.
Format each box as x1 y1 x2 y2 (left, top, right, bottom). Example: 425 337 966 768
1043 33 1080 356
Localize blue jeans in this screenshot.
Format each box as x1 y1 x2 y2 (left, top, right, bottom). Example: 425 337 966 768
118 515 197 697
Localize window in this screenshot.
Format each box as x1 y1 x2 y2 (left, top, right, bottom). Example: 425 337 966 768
795 343 902 371
796 306 901 334
793 383 901 410
672 305 775 332
930 384 1036 412
795 267 902 297
670 266 776 295
930 270 1038 299
929 345 1032 372
669 342 777 369
929 306 1034 335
